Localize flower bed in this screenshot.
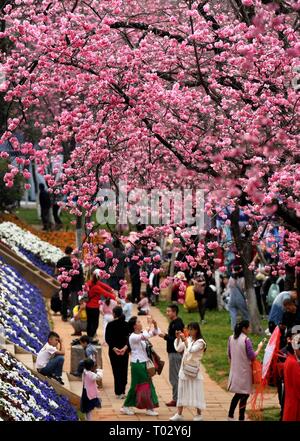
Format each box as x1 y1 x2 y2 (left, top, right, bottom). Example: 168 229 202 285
0 257 50 353
0 221 63 266
17 246 55 276
0 213 76 250
0 350 78 421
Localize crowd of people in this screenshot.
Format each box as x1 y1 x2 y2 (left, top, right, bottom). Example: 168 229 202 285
40 242 300 421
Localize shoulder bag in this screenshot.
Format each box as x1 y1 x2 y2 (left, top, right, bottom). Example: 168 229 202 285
182 340 205 378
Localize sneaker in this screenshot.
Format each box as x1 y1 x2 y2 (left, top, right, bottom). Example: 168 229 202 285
120 407 135 416
52 376 64 385
166 400 177 407
227 417 236 421
145 409 159 416
170 413 184 421
193 415 203 421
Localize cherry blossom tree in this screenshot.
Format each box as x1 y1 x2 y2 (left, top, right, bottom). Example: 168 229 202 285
1 0 300 332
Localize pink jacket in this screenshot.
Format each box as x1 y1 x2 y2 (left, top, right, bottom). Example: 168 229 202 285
83 369 103 400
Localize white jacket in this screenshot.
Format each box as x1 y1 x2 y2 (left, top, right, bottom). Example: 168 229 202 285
174 337 206 380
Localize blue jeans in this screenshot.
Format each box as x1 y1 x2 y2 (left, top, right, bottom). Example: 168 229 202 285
39 355 64 377
228 297 250 330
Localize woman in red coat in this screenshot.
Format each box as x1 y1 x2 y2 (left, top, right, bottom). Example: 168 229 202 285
283 334 300 421
85 270 116 338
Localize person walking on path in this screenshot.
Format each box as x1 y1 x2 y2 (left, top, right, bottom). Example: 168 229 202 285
80 358 103 421
120 316 161 416
227 273 250 330
227 320 265 421
36 332 65 385
56 246 84 321
105 306 130 399
85 270 116 338
159 304 184 407
39 183 52 231
170 322 206 421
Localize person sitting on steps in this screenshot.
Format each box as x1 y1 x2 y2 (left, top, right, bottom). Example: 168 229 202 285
36 331 65 385
70 295 88 336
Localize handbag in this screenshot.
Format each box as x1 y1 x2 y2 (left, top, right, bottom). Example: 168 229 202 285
182 340 201 378
152 350 165 375
145 341 165 376
146 359 156 377
182 362 199 378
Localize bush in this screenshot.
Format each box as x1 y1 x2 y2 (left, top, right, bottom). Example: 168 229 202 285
0 159 24 212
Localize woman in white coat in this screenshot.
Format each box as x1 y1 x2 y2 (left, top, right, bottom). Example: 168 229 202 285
170 322 206 421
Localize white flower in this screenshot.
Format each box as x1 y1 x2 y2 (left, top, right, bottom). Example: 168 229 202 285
0 222 64 265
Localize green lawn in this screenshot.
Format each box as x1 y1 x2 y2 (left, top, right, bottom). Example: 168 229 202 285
16 207 76 230
16 207 41 225
156 301 268 388
16 207 123 233
261 407 281 421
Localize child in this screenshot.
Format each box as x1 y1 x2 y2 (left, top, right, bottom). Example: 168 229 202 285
75 335 97 376
100 297 117 341
119 294 133 322
137 292 150 316
80 358 103 421
36 332 65 385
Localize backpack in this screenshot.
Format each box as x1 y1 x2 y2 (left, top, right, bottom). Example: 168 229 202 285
267 278 282 306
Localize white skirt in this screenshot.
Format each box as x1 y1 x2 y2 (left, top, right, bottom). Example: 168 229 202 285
177 378 206 409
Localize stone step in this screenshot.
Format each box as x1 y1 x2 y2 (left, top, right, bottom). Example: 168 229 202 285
61 372 71 390
14 352 34 369
2 343 16 355
69 379 83 396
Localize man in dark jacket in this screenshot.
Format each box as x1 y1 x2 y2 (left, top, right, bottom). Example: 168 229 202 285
105 306 130 398
159 304 184 406
56 247 84 321
39 183 52 231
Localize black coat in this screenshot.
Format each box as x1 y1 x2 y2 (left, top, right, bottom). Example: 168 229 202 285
105 317 130 349
39 189 51 209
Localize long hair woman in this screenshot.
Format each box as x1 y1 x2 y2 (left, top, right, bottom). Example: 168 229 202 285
227 320 265 421
120 316 160 416
170 322 206 421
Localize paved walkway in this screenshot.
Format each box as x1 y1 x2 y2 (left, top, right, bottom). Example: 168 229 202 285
52 304 279 421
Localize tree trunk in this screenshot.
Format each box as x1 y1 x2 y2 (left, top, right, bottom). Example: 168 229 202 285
76 215 83 250
215 269 223 311
230 206 263 334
